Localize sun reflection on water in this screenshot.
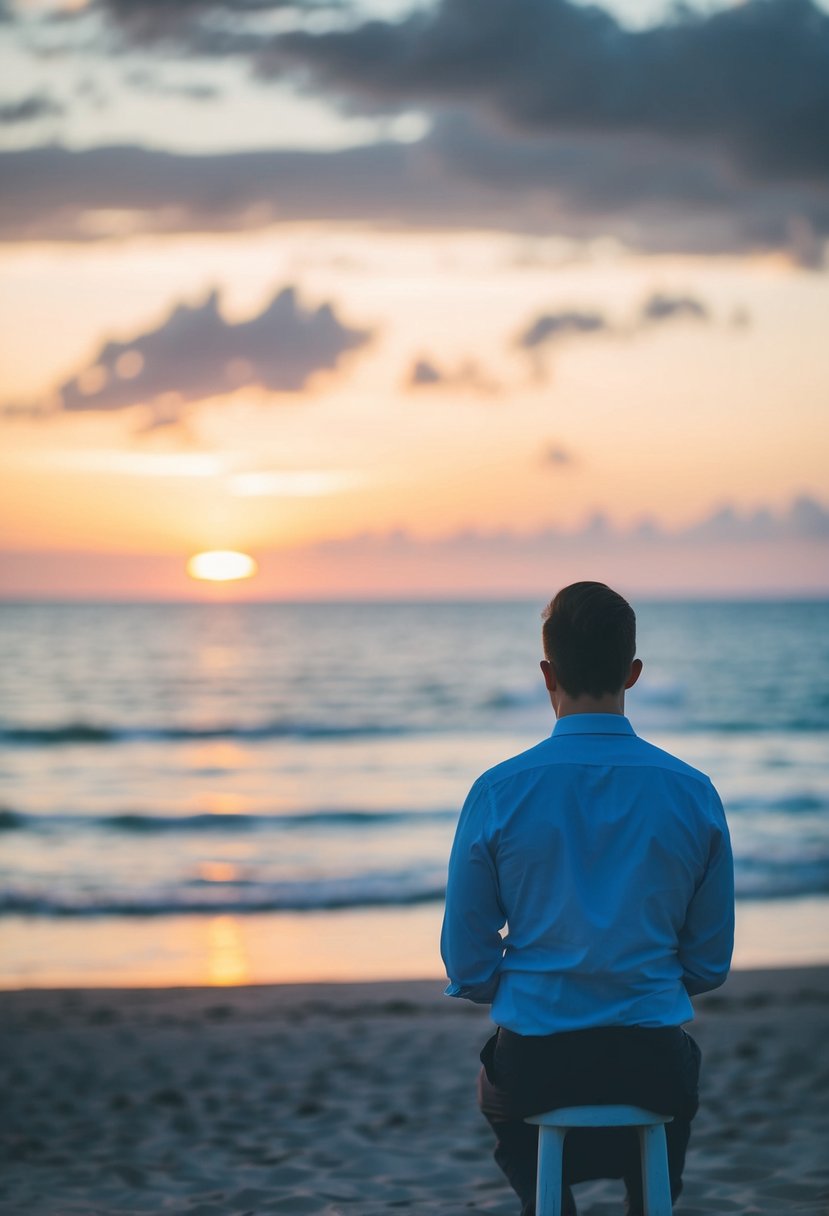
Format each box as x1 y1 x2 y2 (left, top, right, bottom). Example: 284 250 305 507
198 861 239 883
206 915 249 986
195 790 248 816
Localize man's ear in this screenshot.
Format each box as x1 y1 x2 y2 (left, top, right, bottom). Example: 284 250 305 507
540 659 557 693
624 658 644 690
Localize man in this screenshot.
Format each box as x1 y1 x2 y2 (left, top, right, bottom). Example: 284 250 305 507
440 582 734 1216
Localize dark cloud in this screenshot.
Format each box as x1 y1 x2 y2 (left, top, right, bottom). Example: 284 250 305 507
640 294 709 324
272 0 829 186
42 0 829 193
518 311 607 350
423 112 829 265
33 0 829 194
11 285 371 418
5 0 823 263
0 92 62 125
1 122 827 262
0 141 425 242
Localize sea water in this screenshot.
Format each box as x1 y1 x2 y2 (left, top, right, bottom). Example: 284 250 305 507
0 600 827 986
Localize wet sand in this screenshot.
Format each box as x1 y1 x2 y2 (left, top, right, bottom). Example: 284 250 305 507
1 967 827 1215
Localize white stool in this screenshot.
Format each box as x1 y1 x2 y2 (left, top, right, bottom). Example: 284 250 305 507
525 1104 673 1216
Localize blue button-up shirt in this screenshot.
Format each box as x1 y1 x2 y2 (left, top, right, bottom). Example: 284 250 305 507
441 713 734 1034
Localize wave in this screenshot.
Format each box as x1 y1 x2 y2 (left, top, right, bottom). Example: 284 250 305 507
2 710 828 748
735 859 829 901
2 793 825 835
482 685 548 711
0 806 456 834
727 793 827 814
483 680 690 712
2 843 828 918
0 719 413 746
684 718 829 733
0 874 447 917
1 865 826 917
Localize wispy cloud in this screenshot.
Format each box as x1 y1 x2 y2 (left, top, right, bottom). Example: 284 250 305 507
404 289 719 391
409 358 442 388
406 357 500 394
123 68 222 101
7 449 361 496
516 291 713 356
639 294 709 324
56 0 342 53
5 285 372 420
286 496 829 595
540 443 575 468
1 496 826 598
307 495 829 553
517 311 607 351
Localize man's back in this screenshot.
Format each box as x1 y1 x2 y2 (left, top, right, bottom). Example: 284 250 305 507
441 582 735 1215
441 713 734 1034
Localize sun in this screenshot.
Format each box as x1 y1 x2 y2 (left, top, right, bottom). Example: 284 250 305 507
187 551 258 582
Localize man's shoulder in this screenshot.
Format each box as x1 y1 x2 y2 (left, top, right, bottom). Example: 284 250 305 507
627 734 715 790
478 737 558 787
477 731 715 794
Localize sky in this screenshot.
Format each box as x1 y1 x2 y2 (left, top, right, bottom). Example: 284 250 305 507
1 0 828 598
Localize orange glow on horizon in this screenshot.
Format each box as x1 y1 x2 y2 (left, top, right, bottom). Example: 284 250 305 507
187 550 258 582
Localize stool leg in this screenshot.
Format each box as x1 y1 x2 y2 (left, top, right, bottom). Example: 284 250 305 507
638 1124 672 1216
536 1126 567 1216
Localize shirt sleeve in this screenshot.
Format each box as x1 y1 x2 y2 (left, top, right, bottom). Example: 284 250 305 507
440 775 506 1004
678 785 735 995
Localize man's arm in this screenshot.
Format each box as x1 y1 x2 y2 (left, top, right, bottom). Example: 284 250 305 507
440 776 506 1004
678 787 735 995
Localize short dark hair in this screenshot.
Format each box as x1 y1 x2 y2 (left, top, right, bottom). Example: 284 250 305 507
541 582 636 698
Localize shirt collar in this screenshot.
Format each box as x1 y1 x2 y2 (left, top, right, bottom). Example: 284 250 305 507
551 713 636 738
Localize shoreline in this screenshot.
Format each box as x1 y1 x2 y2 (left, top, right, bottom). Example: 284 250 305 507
3 896 828 992
2 966 827 1215
2 960 828 999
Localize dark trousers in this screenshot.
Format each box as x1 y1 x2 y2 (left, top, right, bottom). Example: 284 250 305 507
477 1025 701 1216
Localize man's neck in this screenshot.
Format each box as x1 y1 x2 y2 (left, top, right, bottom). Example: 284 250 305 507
554 693 626 719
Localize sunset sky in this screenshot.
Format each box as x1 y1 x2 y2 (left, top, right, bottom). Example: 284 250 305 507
1 0 828 597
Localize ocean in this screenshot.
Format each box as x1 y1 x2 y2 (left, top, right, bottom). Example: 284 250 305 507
1 599 827 987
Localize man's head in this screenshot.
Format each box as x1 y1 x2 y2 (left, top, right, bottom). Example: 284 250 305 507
541 581 641 710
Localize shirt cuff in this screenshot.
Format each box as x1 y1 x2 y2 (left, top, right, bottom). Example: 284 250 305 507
443 977 499 1004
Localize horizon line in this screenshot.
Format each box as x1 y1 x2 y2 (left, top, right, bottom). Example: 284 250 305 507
1 592 828 607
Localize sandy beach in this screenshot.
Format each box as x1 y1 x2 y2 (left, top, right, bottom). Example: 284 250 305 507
1 966 827 1216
